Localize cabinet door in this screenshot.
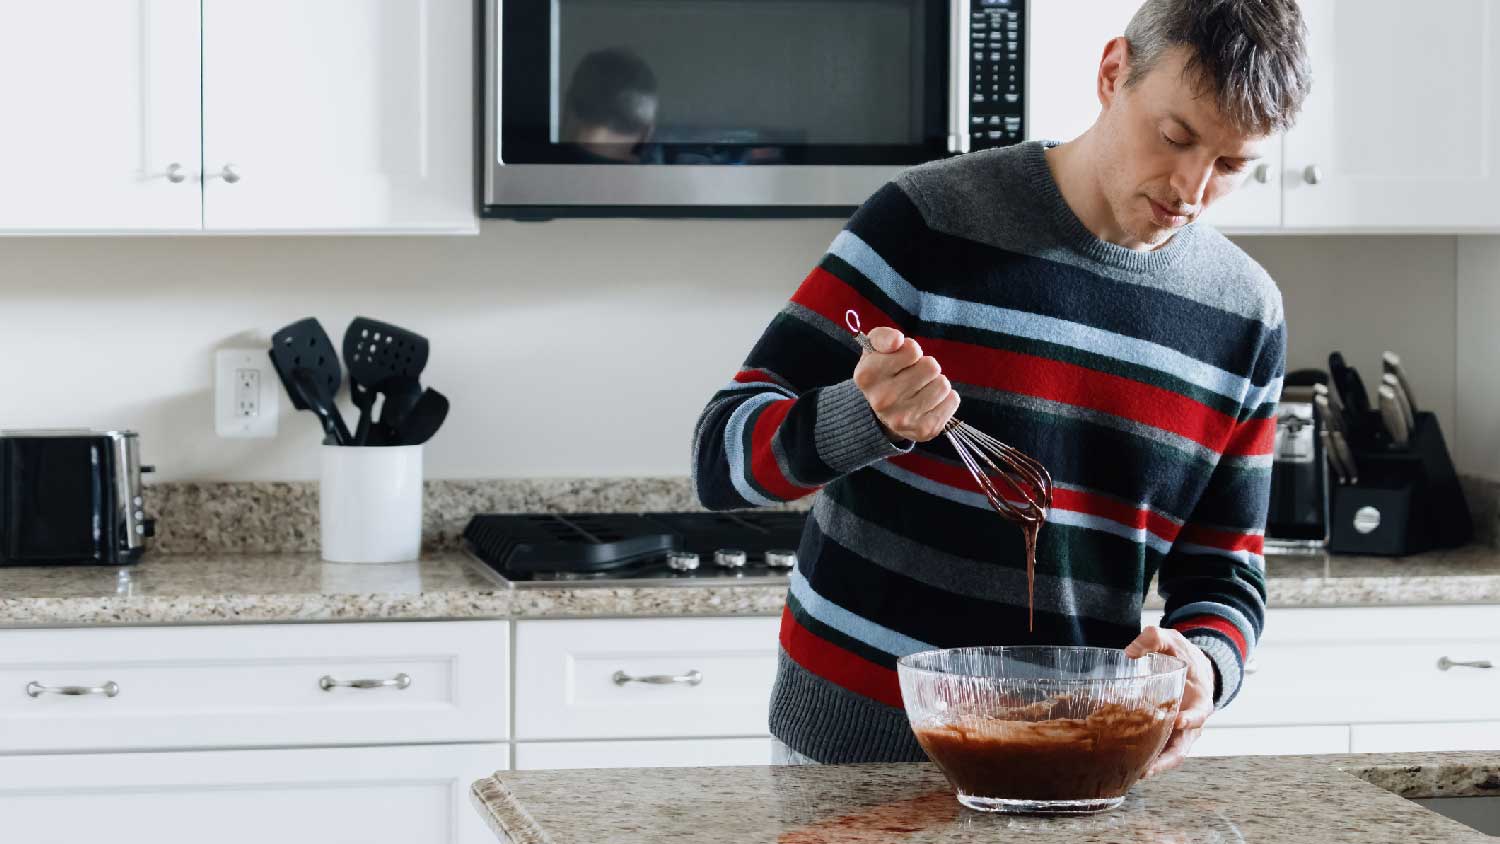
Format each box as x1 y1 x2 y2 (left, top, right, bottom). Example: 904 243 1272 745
201 0 475 233
1351 722 1500 754
1190 725 1349 757
0 0 201 231
515 738 777 770
1284 0 1500 229
1026 0 1281 229
0 743 506 844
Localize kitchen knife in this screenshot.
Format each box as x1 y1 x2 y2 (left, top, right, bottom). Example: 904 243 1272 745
1382 351 1420 416
1381 372 1416 432
1320 428 1346 484
1330 430 1359 486
1378 385 1410 448
1328 352 1371 438
1314 393 1341 434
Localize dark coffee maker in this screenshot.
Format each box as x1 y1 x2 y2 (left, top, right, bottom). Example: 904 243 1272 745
1265 391 1328 552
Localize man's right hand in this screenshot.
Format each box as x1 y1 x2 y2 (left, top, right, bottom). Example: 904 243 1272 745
852 327 960 443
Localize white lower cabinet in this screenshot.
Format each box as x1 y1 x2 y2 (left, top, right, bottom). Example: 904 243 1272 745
1350 722 1500 754
0 743 506 844
515 738 777 770
1190 725 1351 758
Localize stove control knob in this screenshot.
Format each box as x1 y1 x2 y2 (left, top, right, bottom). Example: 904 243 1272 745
666 551 701 572
765 550 798 570
713 548 748 569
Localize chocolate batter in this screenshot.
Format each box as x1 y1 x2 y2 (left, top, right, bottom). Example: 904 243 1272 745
912 697 1176 803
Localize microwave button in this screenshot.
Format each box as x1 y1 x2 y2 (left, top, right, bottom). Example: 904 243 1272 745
972 93 985 103
1005 93 1020 103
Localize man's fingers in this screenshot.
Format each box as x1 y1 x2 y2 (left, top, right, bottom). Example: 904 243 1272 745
865 326 905 354
1145 727 1199 778
1124 626 1167 658
907 375 953 416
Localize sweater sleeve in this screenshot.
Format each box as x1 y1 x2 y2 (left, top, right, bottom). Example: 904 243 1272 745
691 182 927 510
1158 318 1285 709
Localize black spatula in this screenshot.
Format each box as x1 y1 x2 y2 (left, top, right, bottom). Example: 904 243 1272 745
270 318 350 445
343 317 430 444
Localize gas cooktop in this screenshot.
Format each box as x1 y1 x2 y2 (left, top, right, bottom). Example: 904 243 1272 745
463 511 807 584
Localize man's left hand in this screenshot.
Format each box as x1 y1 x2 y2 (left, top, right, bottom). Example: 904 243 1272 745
1124 626 1215 777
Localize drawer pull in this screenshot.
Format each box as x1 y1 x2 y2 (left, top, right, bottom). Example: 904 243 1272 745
612 669 703 687
1437 657 1493 671
318 673 412 691
26 681 119 698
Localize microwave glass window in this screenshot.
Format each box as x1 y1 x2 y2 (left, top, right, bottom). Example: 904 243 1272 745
549 0 930 164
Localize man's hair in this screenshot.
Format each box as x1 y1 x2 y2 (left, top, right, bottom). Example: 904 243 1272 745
563 48 659 136
1123 0 1311 136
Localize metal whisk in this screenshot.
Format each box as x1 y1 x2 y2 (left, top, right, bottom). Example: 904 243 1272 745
845 310 1053 526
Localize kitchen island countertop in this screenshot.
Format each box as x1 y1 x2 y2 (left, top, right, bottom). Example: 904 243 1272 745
471 751 1500 843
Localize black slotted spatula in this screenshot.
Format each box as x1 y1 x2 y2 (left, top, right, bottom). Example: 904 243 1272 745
343 317 430 445
269 317 350 445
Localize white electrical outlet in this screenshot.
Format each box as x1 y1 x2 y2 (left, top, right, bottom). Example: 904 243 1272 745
215 349 279 438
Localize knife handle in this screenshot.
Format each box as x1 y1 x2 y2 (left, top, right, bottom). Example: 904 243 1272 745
1378 385 1411 448
1381 373 1416 432
1330 430 1359 486
1320 428 1345 484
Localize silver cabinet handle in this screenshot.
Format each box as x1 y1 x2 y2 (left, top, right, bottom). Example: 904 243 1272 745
26 681 119 698
612 669 703 687
166 162 187 183
1253 163 1272 185
1437 657 1493 671
1303 164 1323 185
319 673 411 691
207 164 241 184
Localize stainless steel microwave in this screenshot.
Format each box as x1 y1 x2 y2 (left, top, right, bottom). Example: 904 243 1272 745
483 0 1027 218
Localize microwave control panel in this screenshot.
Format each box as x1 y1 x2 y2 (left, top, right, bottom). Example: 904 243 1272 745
968 0 1025 150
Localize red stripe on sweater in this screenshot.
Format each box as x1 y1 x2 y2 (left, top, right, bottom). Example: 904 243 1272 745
792 267 904 340
1171 614 1248 660
734 368 784 387
1177 523 1265 555
779 607 903 709
889 451 1184 542
748 399 816 501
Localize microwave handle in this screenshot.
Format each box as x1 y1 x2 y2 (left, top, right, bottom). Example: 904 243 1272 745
948 0 972 154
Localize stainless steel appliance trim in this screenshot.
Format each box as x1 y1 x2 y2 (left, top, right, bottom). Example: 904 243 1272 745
485 0 503 195
612 669 703 687
0 429 134 438
488 163 899 208
318 673 413 691
948 0 971 153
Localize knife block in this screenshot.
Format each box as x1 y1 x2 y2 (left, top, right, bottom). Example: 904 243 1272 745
1327 411 1472 556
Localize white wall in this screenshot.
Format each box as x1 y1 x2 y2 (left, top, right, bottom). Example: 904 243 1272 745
0 226 1481 482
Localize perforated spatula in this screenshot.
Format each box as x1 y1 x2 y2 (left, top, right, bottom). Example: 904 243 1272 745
343 317 430 444
269 317 350 445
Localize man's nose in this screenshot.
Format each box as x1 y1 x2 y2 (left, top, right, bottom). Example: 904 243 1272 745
1169 160 1214 210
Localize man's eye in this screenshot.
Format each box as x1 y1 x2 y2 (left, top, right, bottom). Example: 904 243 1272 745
1162 133 1190 148
1219 159 1248 174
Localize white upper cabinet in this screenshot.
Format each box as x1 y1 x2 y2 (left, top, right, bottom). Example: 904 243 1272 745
201 1 475 233
0 1 201 231
1283 0 1500 230
1025 0 1282 230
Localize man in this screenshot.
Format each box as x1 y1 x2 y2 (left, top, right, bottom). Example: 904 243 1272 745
691 0 1310 774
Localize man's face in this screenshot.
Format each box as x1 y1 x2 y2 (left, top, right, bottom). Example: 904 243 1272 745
1094 43 1270 247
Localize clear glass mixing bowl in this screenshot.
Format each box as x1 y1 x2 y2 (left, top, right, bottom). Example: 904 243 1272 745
897 646 1187 814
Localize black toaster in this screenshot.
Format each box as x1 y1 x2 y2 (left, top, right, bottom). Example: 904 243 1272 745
0 430 155 566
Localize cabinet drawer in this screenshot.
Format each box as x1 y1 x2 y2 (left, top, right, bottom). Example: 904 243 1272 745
1351 722 1500 753
0 743 505 844
515 738 776 770
1213 606 1500 727
1190 725 1350 757
0 620 508 753
514 617 780 740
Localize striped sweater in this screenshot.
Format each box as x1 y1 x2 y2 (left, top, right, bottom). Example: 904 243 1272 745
691 141 1283 763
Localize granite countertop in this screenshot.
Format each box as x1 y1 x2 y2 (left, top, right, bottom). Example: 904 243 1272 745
3 545 1500 628
471 752 1500 843
0 551 511 627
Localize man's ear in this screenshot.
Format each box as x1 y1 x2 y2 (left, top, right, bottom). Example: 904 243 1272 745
1097 36 1131 110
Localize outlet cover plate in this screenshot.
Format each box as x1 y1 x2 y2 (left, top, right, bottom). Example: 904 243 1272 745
215 348 279 438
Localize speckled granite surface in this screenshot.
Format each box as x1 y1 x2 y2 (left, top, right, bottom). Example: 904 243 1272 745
0 551 510 627
471 752 1500 844
146 477 806 554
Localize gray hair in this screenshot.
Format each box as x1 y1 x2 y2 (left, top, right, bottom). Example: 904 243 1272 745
1123 0 1312 135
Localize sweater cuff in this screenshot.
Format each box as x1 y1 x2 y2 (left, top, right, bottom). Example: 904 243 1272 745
1185 633 1245 710
813 379 914 474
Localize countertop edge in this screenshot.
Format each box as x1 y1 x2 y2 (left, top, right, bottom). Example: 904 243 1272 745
471 774 553 844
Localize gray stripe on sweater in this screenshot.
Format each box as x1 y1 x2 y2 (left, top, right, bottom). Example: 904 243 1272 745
768 649 926 764
1184 631 1246 709
895 142 1284 330
812 494 1146 628
813 379 912 474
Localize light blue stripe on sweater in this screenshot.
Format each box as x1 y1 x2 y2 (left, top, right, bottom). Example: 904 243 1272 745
790 568 934 657
1163 600 1259 647
723 393 781 507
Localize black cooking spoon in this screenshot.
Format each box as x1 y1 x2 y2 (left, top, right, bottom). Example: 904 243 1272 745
343 317 429 445
270 318 350 445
